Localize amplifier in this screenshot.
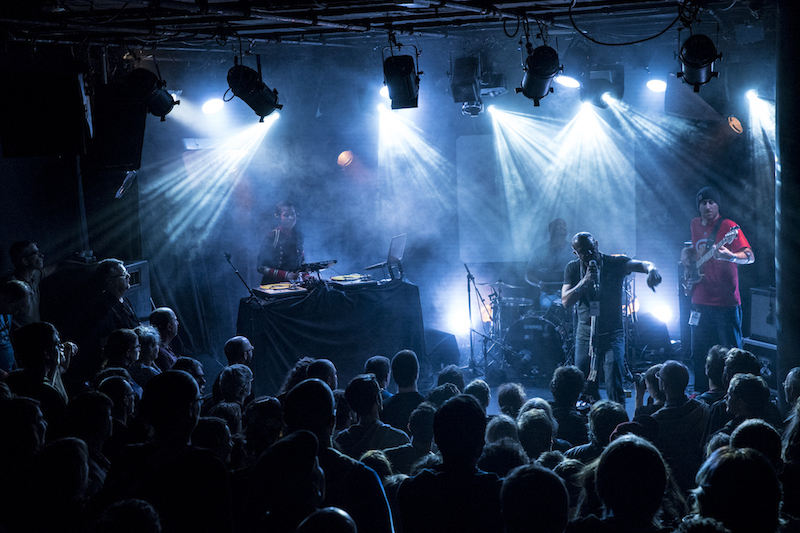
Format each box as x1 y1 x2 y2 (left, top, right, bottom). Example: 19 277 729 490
750 287 776 343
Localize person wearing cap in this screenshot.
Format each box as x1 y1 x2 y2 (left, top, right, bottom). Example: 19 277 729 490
681 187 753 394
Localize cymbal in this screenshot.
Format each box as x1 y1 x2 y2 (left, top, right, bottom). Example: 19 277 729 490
478 279 523 289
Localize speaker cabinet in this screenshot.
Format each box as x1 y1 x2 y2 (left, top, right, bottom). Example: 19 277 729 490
750 287 777 343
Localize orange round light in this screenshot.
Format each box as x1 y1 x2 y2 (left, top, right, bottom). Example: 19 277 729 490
337 150 354 167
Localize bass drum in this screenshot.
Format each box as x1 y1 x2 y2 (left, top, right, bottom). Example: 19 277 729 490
503 316 565 379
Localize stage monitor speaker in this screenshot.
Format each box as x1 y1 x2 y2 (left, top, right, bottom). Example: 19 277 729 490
743 337 777 390
125 260 152 323
750 287 776 343
425 328 461 369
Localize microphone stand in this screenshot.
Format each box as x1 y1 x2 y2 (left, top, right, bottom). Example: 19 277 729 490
224 252 263 305
464 264 492 376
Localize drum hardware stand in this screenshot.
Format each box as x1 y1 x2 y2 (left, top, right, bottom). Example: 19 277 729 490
464 263 486 376
470 327 525 375
622 276 638 382
224 252 265 306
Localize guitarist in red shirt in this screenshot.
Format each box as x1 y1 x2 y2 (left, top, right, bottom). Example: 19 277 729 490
681 187 754 394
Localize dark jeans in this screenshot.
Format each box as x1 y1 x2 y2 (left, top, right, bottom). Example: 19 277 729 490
575 325 626 405
690 304 742 393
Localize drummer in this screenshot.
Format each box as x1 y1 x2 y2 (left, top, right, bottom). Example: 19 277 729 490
525 218 573 310
257 201 308 284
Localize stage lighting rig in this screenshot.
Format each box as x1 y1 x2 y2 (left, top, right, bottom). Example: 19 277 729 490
127 68 177 121
382 35 422 110
677 33 721 92
580 64 625 108
226 55 282 121
515 20 561 107
449 52 508 117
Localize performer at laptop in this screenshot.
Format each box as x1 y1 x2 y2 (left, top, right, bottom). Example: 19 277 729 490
525 218 573 311
680 187 753 393
562 232 662 405
257 201 306 284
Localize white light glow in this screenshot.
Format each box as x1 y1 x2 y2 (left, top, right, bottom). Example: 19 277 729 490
487 104 497 114
202 98 224 114
653 305 673 323
555 75 581 88
380 85 390 98
646 79 667 93
745 89 758 101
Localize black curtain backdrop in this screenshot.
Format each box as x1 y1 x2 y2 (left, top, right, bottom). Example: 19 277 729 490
238 280 426 396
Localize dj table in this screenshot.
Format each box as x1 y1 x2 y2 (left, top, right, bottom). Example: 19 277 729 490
237 280 426 396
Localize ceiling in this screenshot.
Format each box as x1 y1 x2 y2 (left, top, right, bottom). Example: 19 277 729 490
0 0 771 52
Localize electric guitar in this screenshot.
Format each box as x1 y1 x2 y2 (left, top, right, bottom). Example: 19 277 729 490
681 225 740 297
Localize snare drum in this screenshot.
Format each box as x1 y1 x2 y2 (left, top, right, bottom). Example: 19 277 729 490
503 316 565 378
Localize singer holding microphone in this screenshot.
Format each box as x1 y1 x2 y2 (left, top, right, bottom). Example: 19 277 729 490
561 232 662 405
257 201 307 284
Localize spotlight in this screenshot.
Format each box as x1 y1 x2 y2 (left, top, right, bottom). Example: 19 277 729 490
202 98 224 114
450 56 480 104
382 49 421 110
555 75 581 88
461 101 483 117
226 56 282 122
487 104 497 114
677 34 721 92
646 79 667 93
127 68 177 121
379 85 390 98
580 64 624 108
516 45 561 106
745 89 758 100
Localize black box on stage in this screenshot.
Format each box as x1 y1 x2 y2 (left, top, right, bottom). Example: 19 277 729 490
750 287 776 343
743 337 777 391
125 260 152 323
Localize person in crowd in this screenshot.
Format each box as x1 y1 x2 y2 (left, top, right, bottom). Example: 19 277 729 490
382 349 425 431
730 418 782 472
7 240 54 328
701 348 762 441
307 358 338 391
682 187 754 394
781 400 800 520
562 232 662 405
498 382 526 419
783 367 800 426
129 325 162 389
210 336 254 402
218 363 253 406
333 388 355 439
277 356 315 401
518 408 554 460
486 414 520 443
192 416 234 467
398 394 503 533
0 280 30 378
691 447 781 533
634 363 665 417
282 378 394 533
564 400 628 464
365 355 393 403
257 200 306 284
650 360 709 494
437 364 465 392
242 396 283 464
98 375 138 461
91 498 163 533
568 435 671 533
149 307 179 372
464 378 491 413
335 374 409 459
99 370 233 533
715 373 779 438
518 397 570 451
172 356 207 396
65 391 114 496
6 321 68 435
296 507 358 533
102 328 140 370
699 345 728 405
383 401 436 475
502 464 570 533
478 438 529 478
525 218 574 311
549 365 589 447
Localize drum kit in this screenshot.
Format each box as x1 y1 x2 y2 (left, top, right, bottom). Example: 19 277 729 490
466 276 574 382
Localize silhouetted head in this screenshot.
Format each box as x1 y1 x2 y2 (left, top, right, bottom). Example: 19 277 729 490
434 394 486 468
296 507 357 533
138 370 201 440
501 464 569 533
283 378 335 444
391 350 419 388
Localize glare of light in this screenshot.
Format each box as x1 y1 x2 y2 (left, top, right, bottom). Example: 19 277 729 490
646 79 667 93
377 103 387 112
652 305 673 323
446 306 472 337
601 92 615 104
745 89 758 101
380 85 390 99
487 104 497 114
581 101 594 111
555 75 581 88
338 150 354 167
202 98 224 114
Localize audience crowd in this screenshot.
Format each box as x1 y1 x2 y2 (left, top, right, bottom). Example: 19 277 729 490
2 248 800 533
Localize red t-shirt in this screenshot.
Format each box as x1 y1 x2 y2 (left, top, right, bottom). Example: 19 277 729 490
690 217 750 307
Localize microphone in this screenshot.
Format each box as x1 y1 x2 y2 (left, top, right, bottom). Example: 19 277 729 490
588 260 599 292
